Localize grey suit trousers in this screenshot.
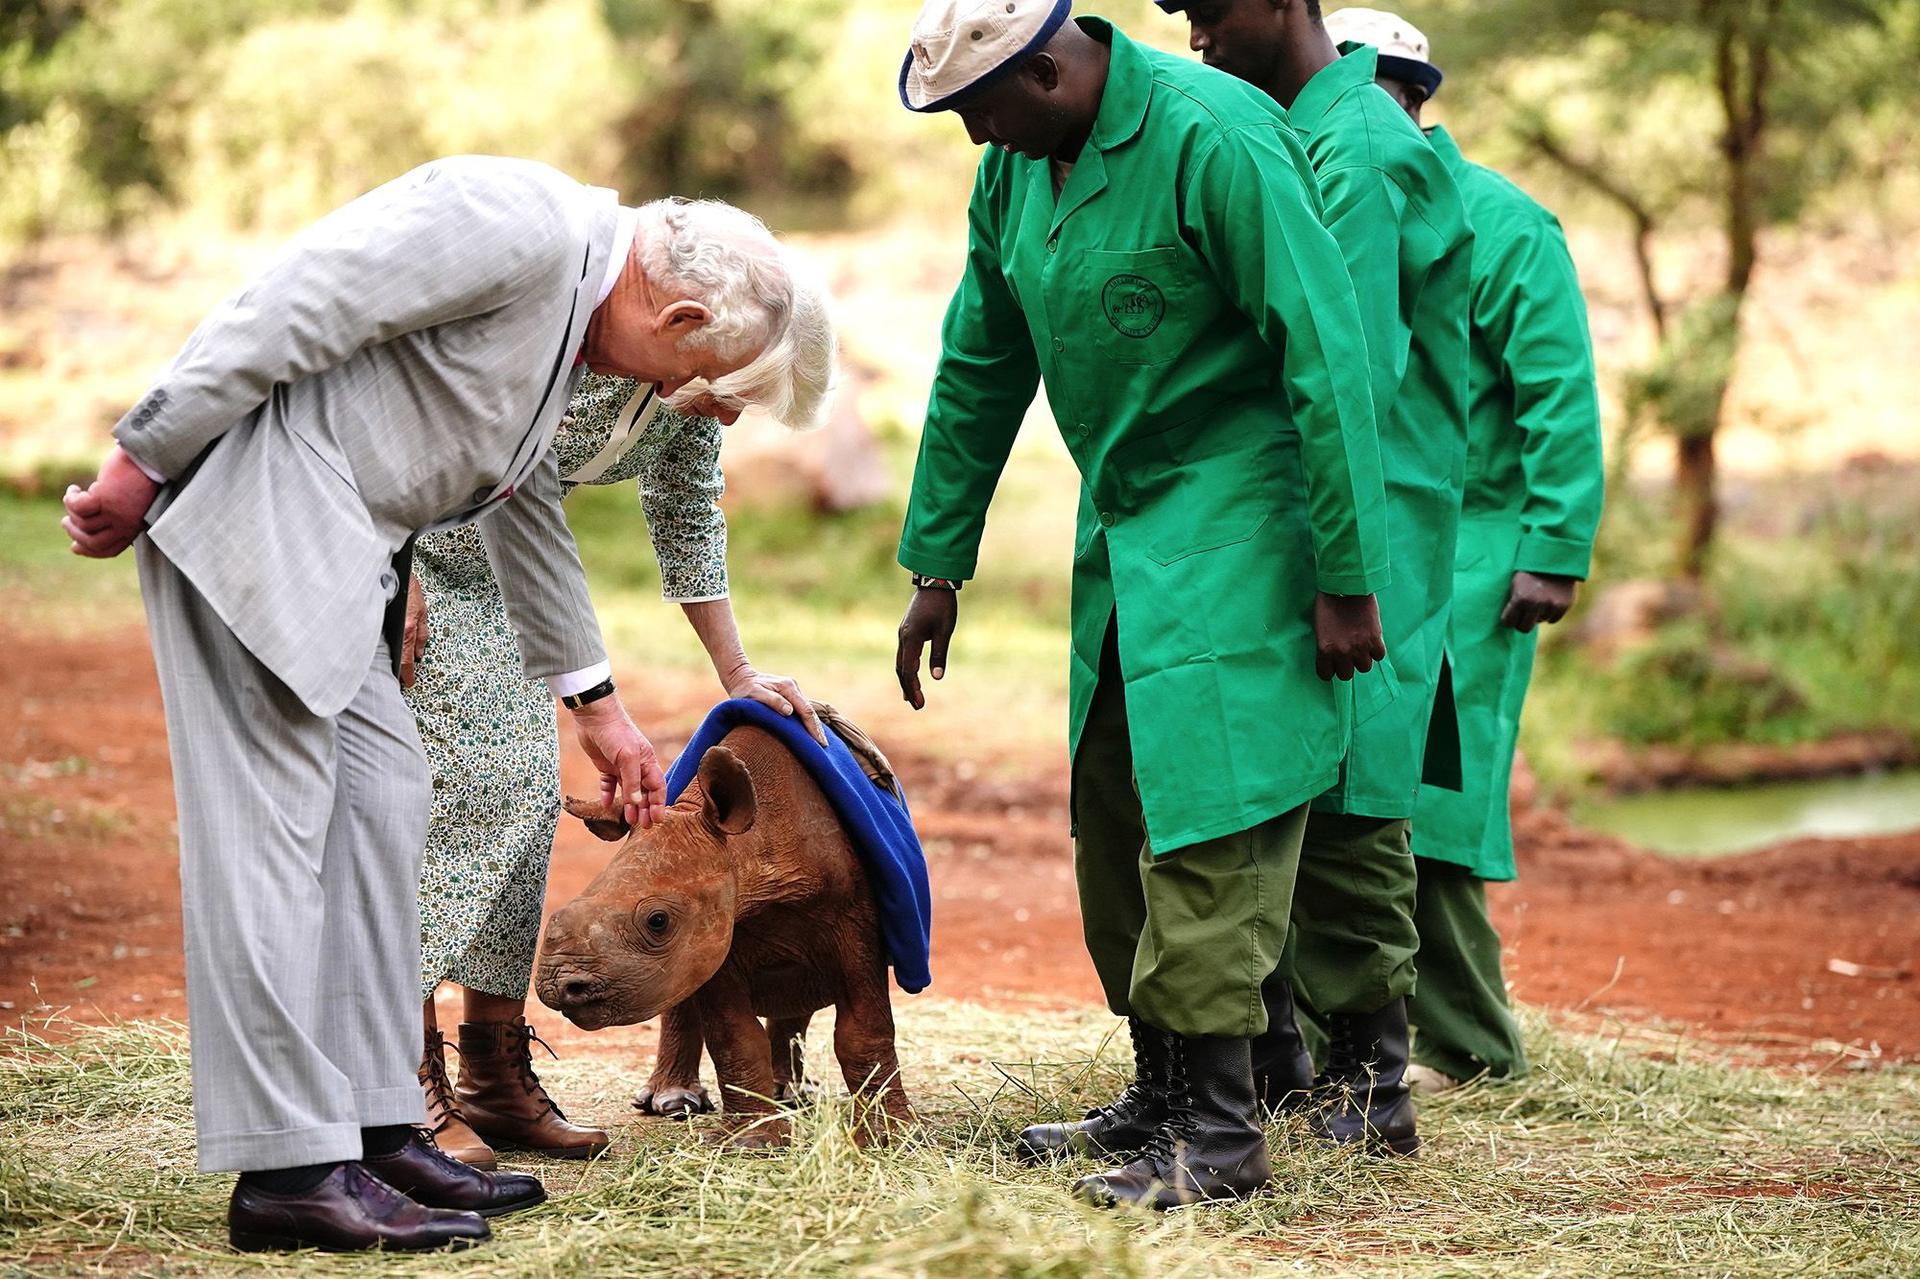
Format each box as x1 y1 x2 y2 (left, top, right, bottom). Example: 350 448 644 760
139 540 430 1172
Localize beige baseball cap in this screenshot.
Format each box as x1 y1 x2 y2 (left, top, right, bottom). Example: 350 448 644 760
900 0 1074 113
1323 7 1443 95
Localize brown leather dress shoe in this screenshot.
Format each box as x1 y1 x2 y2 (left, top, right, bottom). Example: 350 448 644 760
227 1162 491 1253
456 1019 610 1159
363 1128 547 1218
422 1026 497 1169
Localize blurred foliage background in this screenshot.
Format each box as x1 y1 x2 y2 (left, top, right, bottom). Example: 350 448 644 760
2 0 1918 794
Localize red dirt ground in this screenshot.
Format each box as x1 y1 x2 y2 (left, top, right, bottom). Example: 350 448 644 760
3 626 1917 1068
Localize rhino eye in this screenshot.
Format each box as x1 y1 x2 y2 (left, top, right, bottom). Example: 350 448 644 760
645 910 671 936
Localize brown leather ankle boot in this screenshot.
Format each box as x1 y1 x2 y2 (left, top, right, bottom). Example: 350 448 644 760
455 1020 610 1159
421 1028 497 1170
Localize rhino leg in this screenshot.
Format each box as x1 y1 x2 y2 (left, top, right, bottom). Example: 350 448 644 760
696 971 790 1148
767 1013 820 1107
633 1002 714 1118
832 964 915 1147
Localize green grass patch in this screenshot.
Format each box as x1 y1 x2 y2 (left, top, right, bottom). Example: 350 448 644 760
2 1003 1916 1276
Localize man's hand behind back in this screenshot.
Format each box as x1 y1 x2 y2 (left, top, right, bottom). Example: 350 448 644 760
62 447 161 558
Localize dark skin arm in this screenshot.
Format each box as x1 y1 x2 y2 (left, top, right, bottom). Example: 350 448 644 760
895 587 958 709
1501 571 1579 633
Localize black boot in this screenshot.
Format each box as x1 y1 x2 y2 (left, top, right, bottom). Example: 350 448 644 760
1309 998 1419 1156
1071 1033 1272 1211
1250 977 1317 1116
1017 1019 1168 1164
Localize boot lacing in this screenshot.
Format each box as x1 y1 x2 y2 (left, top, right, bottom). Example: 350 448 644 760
421 1029 463 1136
1139 1035 1196 1170
1085 1019 1162 1126
1318 1013 1379 1110
504 1022 570 1121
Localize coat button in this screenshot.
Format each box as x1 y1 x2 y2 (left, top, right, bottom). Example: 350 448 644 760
1075 422 1090 438
380 571 397 592
1052 338 1065 352
1099 511 1115 528
471 487 492 505
1047 240 1057 254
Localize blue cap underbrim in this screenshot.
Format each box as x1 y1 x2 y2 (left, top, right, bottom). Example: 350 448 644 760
899 0 1075 113
1378 53 1443 96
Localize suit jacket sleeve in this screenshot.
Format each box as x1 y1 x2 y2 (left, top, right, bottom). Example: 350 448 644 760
113 160 569 479
1478 212 1605 579
1182 125 1390 596
478 449 609 681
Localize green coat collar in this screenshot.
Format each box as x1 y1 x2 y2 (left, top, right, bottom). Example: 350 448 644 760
1424 122 1468 176
1049 17 1152 234
1287 42 1377 137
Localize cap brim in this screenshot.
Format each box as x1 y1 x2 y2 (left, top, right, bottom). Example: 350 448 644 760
899 0 1074 112
1377 53 1443 97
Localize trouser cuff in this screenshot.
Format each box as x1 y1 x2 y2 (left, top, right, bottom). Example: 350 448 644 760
195 1121 362 1174
355 1084 428 1128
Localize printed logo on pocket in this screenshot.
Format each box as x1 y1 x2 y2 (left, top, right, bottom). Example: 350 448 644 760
1101 274 1166 338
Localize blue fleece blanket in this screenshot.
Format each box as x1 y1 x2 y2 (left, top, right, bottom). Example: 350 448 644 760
663 699 932 994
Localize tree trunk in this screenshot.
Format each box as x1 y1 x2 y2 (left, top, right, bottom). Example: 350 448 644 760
1677 1 1772 580
1674 431 1718 581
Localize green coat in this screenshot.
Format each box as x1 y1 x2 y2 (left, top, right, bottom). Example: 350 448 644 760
1287 45 1473 820
1412 126 1605 880
898 18 1389 854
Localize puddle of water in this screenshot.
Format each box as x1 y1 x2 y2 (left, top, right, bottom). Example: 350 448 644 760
1571 771 1920 857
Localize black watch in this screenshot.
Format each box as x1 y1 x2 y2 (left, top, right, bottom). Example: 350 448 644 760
561 678 617 710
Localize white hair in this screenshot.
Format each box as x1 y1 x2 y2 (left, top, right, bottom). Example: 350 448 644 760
634 197 837 431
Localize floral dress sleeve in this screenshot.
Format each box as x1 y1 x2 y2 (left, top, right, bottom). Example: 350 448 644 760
637 406 729 603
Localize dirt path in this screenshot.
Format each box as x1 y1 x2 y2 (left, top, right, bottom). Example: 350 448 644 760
3 626 1917 1067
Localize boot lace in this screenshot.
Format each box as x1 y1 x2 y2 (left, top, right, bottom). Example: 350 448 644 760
508 1021 570 1121
1316 1013 1378 1111
421 1029 462 1135
1086 1020 1162 1125
1139 1037 1196 1170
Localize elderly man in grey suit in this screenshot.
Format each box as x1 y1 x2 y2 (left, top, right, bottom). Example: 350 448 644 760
60 155 835 1254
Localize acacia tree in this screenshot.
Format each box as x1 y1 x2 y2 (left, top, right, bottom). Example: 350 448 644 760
1431 0 1913 580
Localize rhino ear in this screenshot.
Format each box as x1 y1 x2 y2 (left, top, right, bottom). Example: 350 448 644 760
697 746 757 836
563 795 631 842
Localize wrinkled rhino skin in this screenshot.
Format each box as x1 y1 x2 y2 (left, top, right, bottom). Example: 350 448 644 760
534 718 913 1146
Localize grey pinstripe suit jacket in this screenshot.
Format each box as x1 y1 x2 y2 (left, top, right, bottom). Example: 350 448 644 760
115 156 623 718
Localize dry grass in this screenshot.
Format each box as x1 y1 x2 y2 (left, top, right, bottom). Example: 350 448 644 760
3 999 1916 1278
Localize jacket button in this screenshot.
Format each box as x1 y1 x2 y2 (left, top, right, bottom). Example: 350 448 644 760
1051 338 1065 352
1099 511 1116 528
380 571 397 592
1047 240 1057 254
1075 422 1090 438
471 487 492 505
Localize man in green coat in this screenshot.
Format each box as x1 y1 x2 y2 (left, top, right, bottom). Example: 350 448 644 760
1158 0 1472 1158
1337 7 1606 1088
891 0 1394 1209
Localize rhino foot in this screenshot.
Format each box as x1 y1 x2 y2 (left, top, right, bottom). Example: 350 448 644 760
703 1116 791 1150
774 1079 821 1109
633 1082 715 1118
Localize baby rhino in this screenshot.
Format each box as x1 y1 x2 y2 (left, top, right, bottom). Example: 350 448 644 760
534 710 914 1147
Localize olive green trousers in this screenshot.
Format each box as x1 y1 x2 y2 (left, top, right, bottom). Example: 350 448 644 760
1403 856 1528 1080
1074 626 1415 1039
1283 812 1421 1016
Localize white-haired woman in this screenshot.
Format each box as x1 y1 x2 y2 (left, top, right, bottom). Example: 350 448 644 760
404 200 835 1167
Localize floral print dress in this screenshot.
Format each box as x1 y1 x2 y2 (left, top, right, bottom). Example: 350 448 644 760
406 372 728 999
